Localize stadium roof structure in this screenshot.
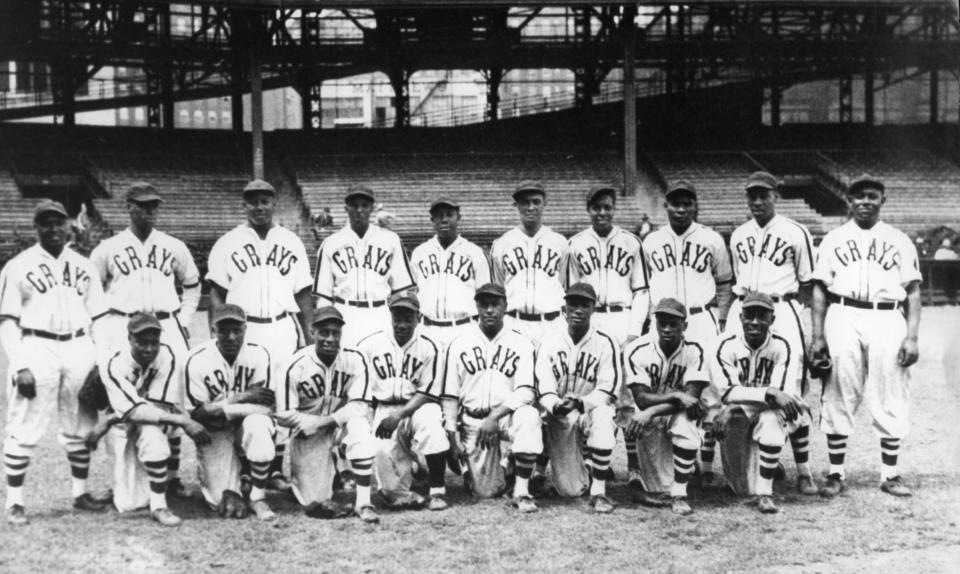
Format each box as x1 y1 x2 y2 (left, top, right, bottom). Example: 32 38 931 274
126 1 958 6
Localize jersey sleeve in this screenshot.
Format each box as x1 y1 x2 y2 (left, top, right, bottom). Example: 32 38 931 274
83 263 109 321
389 235 415 293
630 237 650 291
811 233 837 287
291 236 313 293
205 235 231 290
899 232 923 286
565 239 582 288
415 336 441 396
794 223 816 284
0 263 22 321
101 353 144 419
490 238 505 284
582 333 620 412
344 349 373 403
710 337 740 394
174 240 201 288
771 337 793 394
312 238 334 300
274 355 302 413
438 340 461 400
681 343 710 385
88 243 111 286
503 337 535 410
473 244 491 287
711 232 734 284
534 343 560 398
184 350 214 408
251 345 271 389
623 339 652 388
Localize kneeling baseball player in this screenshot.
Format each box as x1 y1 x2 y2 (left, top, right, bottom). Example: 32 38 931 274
273 307 379 523
185 304 277 521
621 299 708 516
534 283 620 513
99 313 211 526
360 293 451 511
710 293 810 514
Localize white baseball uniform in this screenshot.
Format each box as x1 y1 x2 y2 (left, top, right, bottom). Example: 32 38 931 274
491 226 568 343
100 344 181 512
314 225 415 348
410 235 490 347
535 326 620 497
643 222 733 349
357 329 448 497
434 324 542 498
727 215 815 388
621 335 708 494
812 220 921 440
184 340 274 506
273 345 376 505
567 226 650 345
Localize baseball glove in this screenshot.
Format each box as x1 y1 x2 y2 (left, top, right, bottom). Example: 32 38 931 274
304 499 352 520
217 489 249 519
78 367 109 411
807 352 833 381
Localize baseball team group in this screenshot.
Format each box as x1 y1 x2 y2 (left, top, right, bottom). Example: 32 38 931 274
0 169 921 527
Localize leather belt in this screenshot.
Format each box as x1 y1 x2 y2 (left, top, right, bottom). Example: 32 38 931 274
507 310 561 321
737 293 797 303
463 407 491 419
595 304 628 313
22 328 86 341
688 306 710 316
827 293 901 310
423 316 474 327
111 309 179 320
331 296 386 308
247 311 292 324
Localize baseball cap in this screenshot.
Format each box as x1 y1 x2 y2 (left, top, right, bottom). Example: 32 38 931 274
33 199 68 221
564 282 598 302
242 179 276 197
212 304 246 325
586 184 618 207
745 172 778 191
512 180 546 201
388 292 420 312
665 180 697 200
125 182 163 203
474 282 506 301
741 292 775 311
128 312 162 334
653 298 687 318
848 174 885 194
429 196 460 213
345 184 375 202
312 306 345 326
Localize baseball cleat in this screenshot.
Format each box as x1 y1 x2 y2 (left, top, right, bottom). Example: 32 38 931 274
266 473 292 492
428 494 449 511
304 500 352 519
631 489 672 508
382 491 426 510
819 473 846 498
512 495 539 513
151 507 182 527
6 504 28 526
73 492 110 512
166 478 189 498
249 499 277 521
529 473 548 498
699 471 723 491
671 497 693 516
796 474 819 496
880 476 912 497
355 505 380 524
591 494 615 514
758 495 779 514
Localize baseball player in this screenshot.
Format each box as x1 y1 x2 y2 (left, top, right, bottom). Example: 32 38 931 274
809 175 922 498
99 313 211 527
185 304 277 521
314 184 415 348
1 200 112 526
273 306 379 523
410 197 490 348
491 180 568 343
567 185 650 345
432 282 543 512
534 283 620 513
207 179 313 490
642 180 734 488
621 298 709 516
711 293 811 514
90 181 201 496
360 293 450 511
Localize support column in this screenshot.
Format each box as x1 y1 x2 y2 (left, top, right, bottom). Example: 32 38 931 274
231 56 244 132
250 47 264 180
51 62 76 126
485 67 504 122
930 69 939 124
300 76 323 130
574 7 594 108
159 4 174 130
389 68 410 128
622 5 638 196
838 75 853 123
864 68 875 125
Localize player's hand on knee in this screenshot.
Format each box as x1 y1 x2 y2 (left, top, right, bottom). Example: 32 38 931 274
84 420 111 451
671 391 699 412
184 420 212 446
239 386 275 407
765 388 800 421
897 337 919 367
477 417 499 449
14 369 36 399
625 410 652 439
375 413 402 439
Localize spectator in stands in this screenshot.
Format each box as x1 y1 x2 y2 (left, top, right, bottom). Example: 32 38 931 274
915 236 928 258
311 208 334 241
934 238 959 304
372 203 396 230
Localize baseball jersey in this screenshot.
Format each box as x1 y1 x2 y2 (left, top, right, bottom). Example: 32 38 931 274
567 226 648 305
102 344 180 418
622 335 709 394
410 235 490 322
314 225 415 304
0 244 108 334
643 223 733 307
812 220 921 302
535 326 620 411
206 224 312 318
184 340 271 408
357 329 441 403
433 325 535 415
712 332 793 400
275 345 372 417
729 215 815 297
491 226 568 314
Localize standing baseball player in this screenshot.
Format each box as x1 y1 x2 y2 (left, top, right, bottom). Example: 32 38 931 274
185 304 277 521
361 293 450 511
642 180 734 487
90 181 201 496
491 181 568 343
433 283 543 512
207 179 313 490
621 299 709 515
534 283 620 513
99 313 211 527
410 197 490 348
711 293 810 514
809 175 921 498
1 200 111 525
314 184 415 348
273 306 379 523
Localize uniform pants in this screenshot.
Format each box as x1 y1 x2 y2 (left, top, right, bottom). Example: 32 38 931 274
718 404 808 496
419 322 474 351
109 422 177 512
506 315 563 348
195 414 276 507
335 305 391 349
543 404 617 497
627 412 702 494
459 406 543 498
245 315 302 450
591 309 630 347
373 402 449 495
289 417 376 506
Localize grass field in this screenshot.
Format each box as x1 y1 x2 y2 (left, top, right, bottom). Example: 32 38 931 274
1 309 959 573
